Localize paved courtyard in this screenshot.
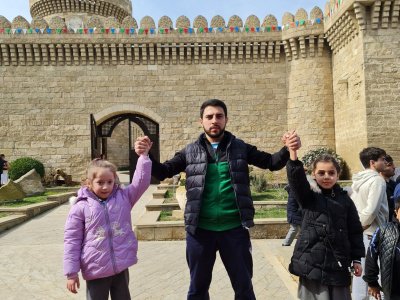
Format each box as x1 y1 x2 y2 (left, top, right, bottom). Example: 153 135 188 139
0 184 298 300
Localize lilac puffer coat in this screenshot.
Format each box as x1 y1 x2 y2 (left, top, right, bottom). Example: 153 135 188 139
63 155 151 280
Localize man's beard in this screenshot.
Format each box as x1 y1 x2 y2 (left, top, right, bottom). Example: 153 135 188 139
203 126 225 139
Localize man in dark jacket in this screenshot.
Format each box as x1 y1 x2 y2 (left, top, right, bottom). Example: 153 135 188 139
135 99 301 300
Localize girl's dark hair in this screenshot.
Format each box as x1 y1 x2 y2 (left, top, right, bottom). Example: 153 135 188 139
311 154 341 174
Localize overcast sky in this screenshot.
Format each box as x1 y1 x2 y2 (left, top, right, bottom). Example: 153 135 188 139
1 0 328 24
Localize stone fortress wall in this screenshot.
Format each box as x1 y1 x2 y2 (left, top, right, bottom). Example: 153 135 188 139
0 0 399 179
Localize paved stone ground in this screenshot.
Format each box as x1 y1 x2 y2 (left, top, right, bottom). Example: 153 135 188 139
0 181 298 300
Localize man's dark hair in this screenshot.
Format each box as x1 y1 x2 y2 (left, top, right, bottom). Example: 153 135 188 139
384 154 393 164
200 99 227 118
359 147 386 169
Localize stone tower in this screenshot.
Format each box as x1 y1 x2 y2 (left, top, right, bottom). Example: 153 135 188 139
285 7 335 155
29 0 132 24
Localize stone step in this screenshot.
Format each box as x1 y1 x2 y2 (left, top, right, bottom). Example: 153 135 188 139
0 214 27 233
0 192 79 233
0 201 60 218
146 202 180 211
152 191 165 199
136 211 161 225
157 184 179 190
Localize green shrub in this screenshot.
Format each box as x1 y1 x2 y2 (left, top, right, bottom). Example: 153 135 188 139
8 157 45 180
301 147 350 180
164 189 173 198
250 174 268 193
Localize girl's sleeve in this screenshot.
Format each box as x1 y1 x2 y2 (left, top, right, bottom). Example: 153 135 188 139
286 159 313 208
63 204 85 278
363 228 381 288
126 155 152 207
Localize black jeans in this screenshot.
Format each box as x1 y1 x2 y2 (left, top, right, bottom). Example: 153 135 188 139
186 226 255 300
86 269 130 300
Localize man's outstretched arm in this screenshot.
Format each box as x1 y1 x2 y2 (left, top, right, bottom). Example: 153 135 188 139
248 130 301 170
135 136 186 181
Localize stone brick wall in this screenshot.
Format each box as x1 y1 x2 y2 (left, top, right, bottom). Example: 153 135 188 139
0 52 289 179
2 0 400 180
331 34 367 174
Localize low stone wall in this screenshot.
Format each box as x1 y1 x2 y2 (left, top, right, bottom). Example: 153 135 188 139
47 192 76 204
135 216 289 241
250 218 289 239
254 201 287 209
145 197 178 212
0 201 59 218
0 215 28 233
0 191 76 233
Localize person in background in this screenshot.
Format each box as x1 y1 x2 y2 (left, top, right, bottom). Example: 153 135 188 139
363 196 400 300
0 154 9 186
380 155 396 221
282 183 302 246
351 147 389 300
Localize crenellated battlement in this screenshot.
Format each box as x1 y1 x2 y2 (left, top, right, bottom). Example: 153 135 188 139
29 0 133 22
324 0 400 53
1 1 398 64
0 6 328 66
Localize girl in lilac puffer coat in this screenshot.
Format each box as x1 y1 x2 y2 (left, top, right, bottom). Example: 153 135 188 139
63 143 152 299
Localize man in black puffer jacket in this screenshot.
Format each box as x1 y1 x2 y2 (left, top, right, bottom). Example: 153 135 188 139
135 99 301 300
363 197 400 300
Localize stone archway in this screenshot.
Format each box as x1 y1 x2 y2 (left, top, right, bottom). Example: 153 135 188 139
91 105 162 183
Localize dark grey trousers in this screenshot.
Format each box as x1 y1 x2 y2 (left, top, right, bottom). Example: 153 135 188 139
86 269 131 300
298 277 351 300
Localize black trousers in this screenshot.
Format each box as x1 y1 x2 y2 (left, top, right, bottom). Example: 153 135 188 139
86 269 130 300
186 226 256 300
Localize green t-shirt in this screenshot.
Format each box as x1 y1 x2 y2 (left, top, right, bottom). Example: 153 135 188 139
198 161 241 231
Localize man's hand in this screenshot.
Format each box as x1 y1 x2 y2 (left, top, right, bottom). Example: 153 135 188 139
368 286 382 300
352 262 362 277
135 136 153 156
282 130 301 151
67 277 80 294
